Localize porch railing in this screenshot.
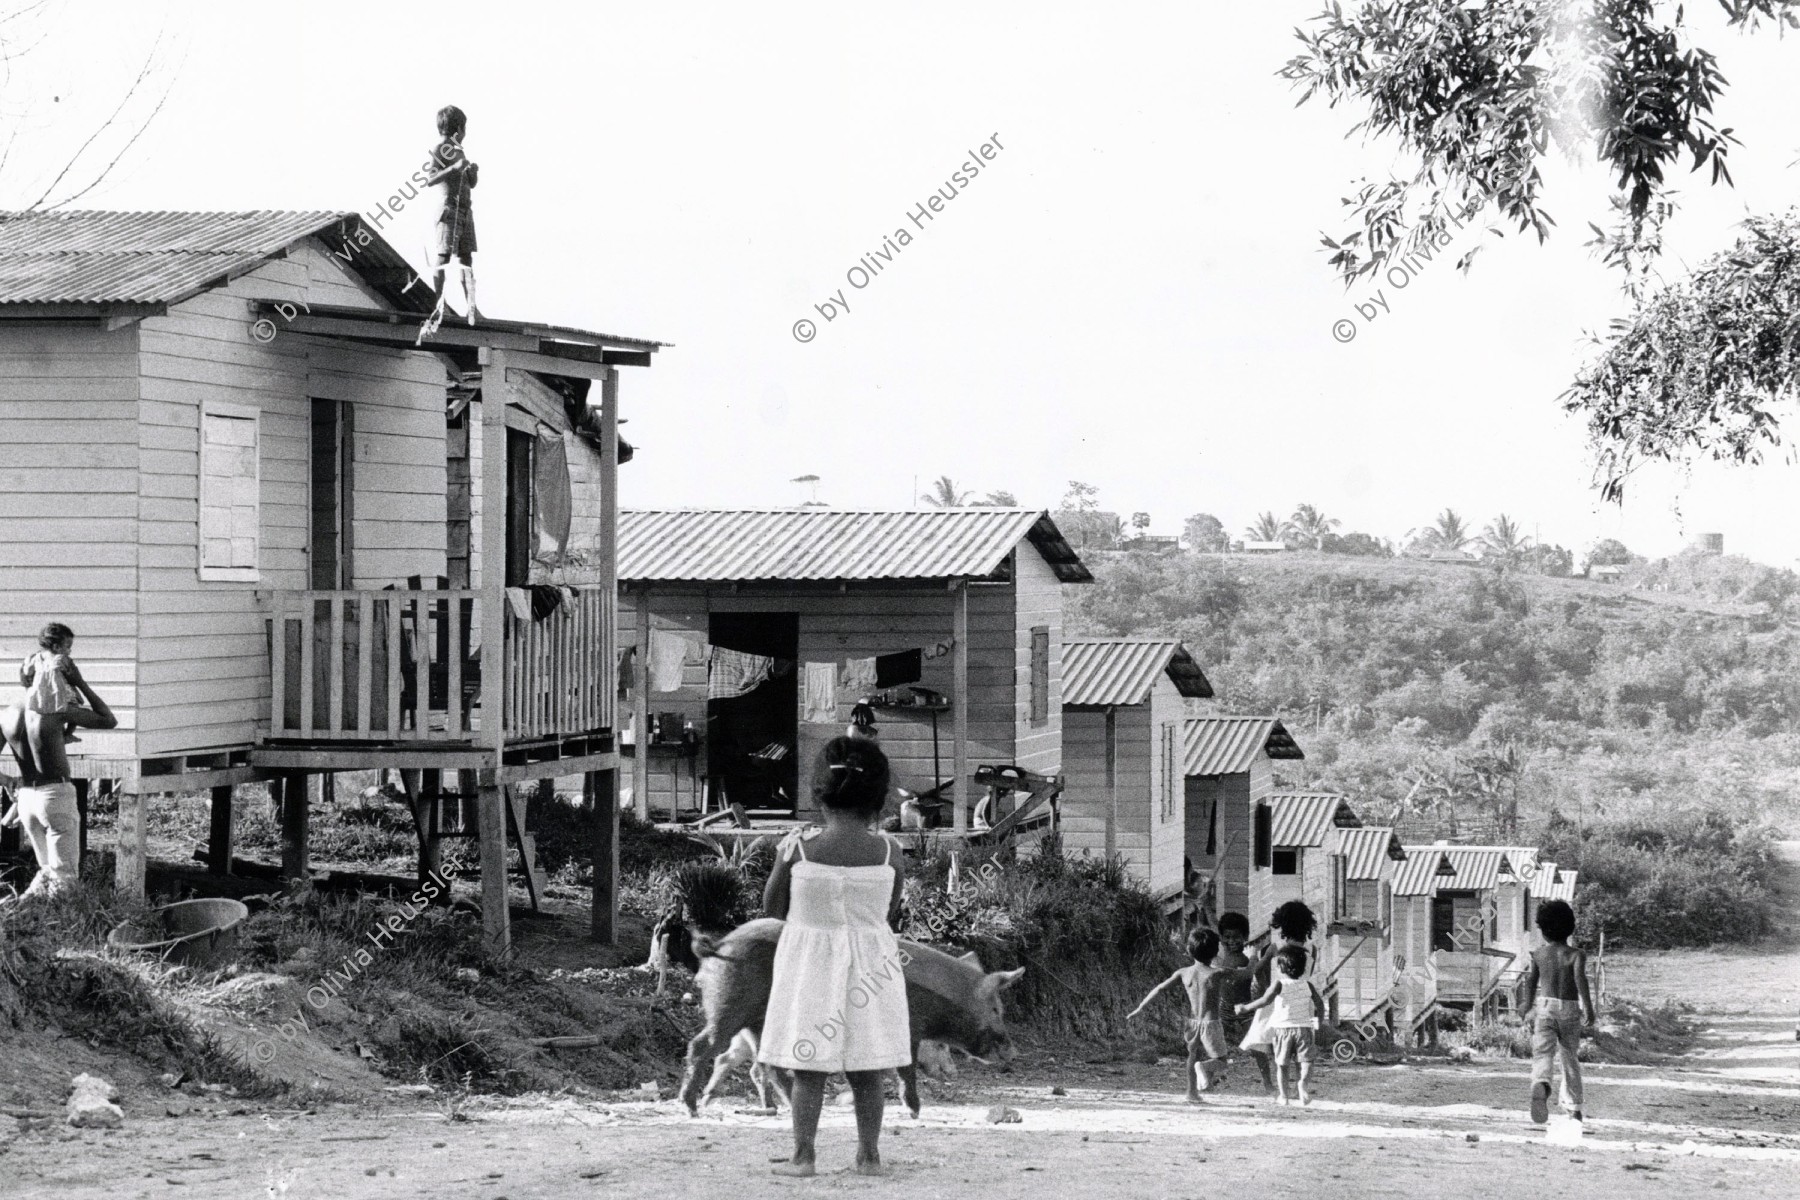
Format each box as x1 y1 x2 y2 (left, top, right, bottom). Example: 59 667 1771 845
267 587 613 744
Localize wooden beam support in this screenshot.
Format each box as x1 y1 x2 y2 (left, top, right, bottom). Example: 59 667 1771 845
499 349 618 381
952 581 970 834
208 785 235 876
1103 706 1118 860
590 768 619 944
477 349 514 959
279 772 309 881
632 591 651 823
476 782 511 957
114 786 146 899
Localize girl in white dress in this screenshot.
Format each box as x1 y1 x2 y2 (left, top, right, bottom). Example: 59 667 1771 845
1234 899 1319 1091
759 737 909 1177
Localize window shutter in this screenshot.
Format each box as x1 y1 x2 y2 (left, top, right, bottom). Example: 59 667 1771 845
1029 625 1050 725
199 405 261 581
1253 802 1271 868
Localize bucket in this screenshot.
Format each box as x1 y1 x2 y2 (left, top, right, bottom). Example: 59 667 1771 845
107 898 250 969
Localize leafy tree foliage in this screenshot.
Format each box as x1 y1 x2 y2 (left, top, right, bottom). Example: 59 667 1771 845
1320 531 1391 557
975 489 1019 507
1289 503 1340 548
1183 512 1231 553
1586 537 1633 567
1281 0 1800 494
1481 514 1532 564
1523 542 1574 577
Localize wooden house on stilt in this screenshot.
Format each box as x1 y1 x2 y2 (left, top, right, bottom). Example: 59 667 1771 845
0 210 663 954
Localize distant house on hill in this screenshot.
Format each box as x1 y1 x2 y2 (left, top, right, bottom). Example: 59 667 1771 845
1590 564 1624 583
1425 551 1479 565
1125 534 1181 554
1240 540 1288 555
1060 639 1214 900
1181 716 1305 920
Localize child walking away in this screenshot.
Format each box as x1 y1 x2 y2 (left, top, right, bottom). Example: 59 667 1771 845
1519 899 1595 1125
758 737 909 1177
419 104 479 342
1232 900 1318 1094
1213 912 1269 1092
1128 927 1231 1102
19 623 88 745
1235 945 1325 1106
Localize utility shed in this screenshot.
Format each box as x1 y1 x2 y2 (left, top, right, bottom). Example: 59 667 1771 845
1181 716 1304 921
615 508 1090 828
1059 639 1213 899
0 209 663 954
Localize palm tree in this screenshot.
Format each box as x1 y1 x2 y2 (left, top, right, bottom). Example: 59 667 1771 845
1410 507 1473 553
921 476 970 507
1289 503 1340 549
1481 514 1531 564
1244 511 1288 543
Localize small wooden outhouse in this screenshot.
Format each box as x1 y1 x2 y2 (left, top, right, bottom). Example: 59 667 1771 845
1059 639 1213 899
1181 716 1304 921
1321 825 1406 1024
1247 791 1363 929
613 508 1090 829
0 209 662 953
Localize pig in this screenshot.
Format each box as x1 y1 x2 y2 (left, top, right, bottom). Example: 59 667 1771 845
678 916 1025 1117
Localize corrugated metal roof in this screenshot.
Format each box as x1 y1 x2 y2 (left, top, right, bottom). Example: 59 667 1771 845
1454 845 1540 877
1061 639 1213 707
1403 846 1511 893
1393 847 1457 896
1268 793 1360 847
1181 716 1304 776
1532 865 1577 904
0 210 356 305
617 508 1092 584
1336 826 1407 880
1551 870 1578 903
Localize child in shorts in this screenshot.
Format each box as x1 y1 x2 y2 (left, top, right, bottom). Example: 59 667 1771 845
19 622 86 744
1235 944 1325 1106
1129 927 1232 1102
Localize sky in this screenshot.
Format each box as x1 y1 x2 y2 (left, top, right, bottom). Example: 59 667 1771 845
12 1 1800 563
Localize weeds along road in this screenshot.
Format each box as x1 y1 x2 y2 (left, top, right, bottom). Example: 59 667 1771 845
8 844 1796 1199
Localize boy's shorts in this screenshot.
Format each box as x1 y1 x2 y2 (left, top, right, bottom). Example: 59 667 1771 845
1186 1017 1229 1061
1269 1026 1317 1067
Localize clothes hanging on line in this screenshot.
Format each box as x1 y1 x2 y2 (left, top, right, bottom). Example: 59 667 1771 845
504 587 533 622
922 639 954 661
617 644 637 700
875 648 923 688
839 656 877 695
803 662 838 724
530 584 564 620
650 629 695 693
708 647 775 700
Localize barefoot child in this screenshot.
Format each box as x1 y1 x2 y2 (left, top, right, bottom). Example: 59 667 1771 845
1235 944 1325 1106
757 737 909 1177
1519 898 1595 1125
420 105 480 339
1214 912 1271 1092
19 623 88 745
1233 900 1318 1093
1128 927 1232 1101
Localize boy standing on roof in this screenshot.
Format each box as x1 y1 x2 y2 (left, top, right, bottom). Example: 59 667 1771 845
421 105 479 337
1519 899 1596 1125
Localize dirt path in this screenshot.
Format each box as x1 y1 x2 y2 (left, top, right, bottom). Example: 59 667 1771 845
7 846 1796 1198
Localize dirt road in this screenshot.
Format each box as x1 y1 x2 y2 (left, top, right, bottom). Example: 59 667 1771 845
6 846 1796 1199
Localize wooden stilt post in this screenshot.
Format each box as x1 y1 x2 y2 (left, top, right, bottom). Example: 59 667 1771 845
476 348 513 958
207 785 235 875
280 772 309 882
1103 706 1118 860
952 580 970 834
73 778 90 863
416 768 443 885
633 591 650 823
114 785 147 899
590 768 619 943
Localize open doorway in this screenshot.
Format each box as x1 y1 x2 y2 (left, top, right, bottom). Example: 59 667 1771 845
706 612 799 815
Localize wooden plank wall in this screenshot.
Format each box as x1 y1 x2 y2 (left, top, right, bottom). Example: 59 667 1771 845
0 323 141 759
1059 705 1150 874
1010 547 1060 774
1185 760 1269 922
618 584 1020 821
1145 676 1184 897
131 242 448 756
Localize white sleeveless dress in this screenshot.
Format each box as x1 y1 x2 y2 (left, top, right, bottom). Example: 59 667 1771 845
757 836 913 1073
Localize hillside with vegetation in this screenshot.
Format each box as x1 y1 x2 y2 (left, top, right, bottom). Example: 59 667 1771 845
1066 547 1799 947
